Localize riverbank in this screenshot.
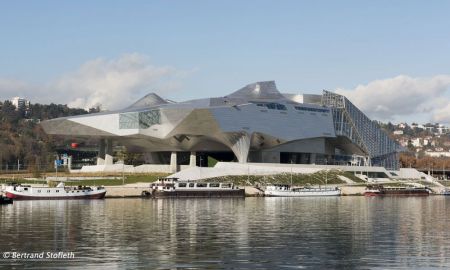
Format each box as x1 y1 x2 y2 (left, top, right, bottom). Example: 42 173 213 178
1 172 445 197
103 184 438 197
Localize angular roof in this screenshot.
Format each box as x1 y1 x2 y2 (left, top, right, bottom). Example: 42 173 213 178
227 81 284 100
126 93 169 109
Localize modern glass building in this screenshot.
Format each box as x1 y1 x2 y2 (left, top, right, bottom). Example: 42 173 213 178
41 81 401 170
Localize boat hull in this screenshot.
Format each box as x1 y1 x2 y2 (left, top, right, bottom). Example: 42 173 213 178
5 191 106 200
364 190 430 196
364 192 430 196
265 190 341 197
364 191 381 196
152 189 245 198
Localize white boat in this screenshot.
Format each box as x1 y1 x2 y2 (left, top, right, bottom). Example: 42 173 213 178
147 178 245 197
4 182 106 200
264 184 341 197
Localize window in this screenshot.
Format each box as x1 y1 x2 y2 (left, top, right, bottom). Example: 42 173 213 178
119 109 161 129
178 183 187 187
47 190 50 193
38 190 41 193
189 183 195 187
210 183 220 188
197 183 208 188
119 112 139 129
56 190 59 193
138 110 161 128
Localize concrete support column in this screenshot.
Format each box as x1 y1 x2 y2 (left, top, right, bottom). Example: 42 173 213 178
68 156 72 170
310 153 317 164
170 152 178 173
105 138 113 165
97 139 106 165
189 152 197 167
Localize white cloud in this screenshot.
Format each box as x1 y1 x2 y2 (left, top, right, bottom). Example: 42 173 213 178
0 78 32 99
56 53 182 110
433 103 450 123
335 75 450 124
0 53 188 110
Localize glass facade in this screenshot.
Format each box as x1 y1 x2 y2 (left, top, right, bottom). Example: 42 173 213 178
119 109 161 129
322 90 401 170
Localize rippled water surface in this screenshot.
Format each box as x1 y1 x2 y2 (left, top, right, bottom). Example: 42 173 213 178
2 197 450 269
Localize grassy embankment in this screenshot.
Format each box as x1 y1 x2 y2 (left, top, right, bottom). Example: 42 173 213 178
0 173 169 186
204 170 365 186
7 170 426 188
437 181 450 187
0 170 363 186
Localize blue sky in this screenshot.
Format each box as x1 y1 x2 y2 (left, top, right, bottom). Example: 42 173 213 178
1 1 450 124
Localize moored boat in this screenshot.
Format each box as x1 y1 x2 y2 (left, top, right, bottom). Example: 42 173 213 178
264 184 341 197
149 178 245 198
364 185 431 196
4 182 106 200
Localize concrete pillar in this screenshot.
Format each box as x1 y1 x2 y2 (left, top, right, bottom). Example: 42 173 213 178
170 152 177 173
310 153 317 164
68 156 72 170
189 152 197 167
105 154 113 165
97 139 106 165
96 157 105 165
105 139 113 165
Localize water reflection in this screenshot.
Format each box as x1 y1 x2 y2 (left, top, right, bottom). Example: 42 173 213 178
1 197 450 269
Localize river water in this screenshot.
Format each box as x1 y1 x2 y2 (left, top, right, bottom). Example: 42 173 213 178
1 197 450 269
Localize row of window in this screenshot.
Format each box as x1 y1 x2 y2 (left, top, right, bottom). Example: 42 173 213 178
177 183 232 188
251 102 329 113
294 106 330 113
36 190 85 193
255 103 287 111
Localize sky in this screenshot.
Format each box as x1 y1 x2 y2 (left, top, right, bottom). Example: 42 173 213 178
1 1 450 124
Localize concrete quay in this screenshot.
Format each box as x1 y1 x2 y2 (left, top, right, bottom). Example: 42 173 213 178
103 185 366 198
104 183 151 198
104 185 265 198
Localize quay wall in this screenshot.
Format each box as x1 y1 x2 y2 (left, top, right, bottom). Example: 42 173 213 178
103 185 364 198
105 186 150 198
340 186 366 196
